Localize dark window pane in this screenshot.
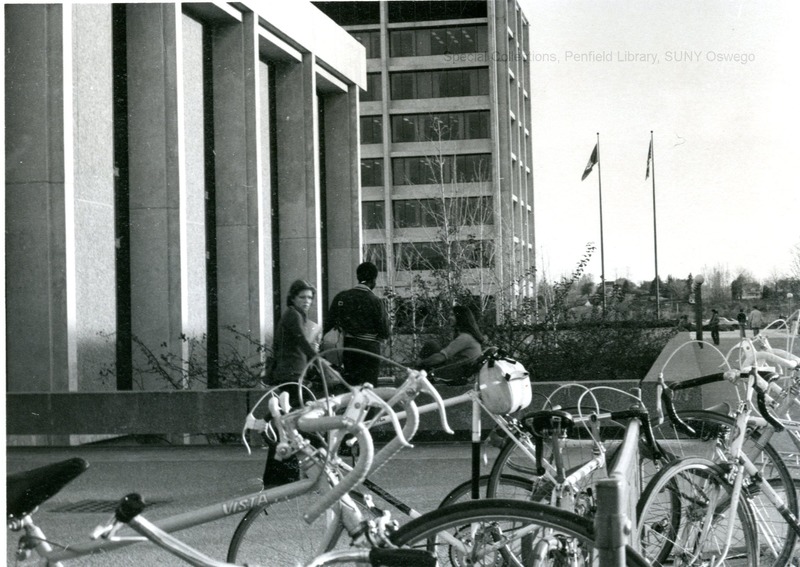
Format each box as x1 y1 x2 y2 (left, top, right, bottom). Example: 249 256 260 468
361 73 381 102
370 32 382 59
390 73 414 100
390 30 414 57
415 29 431 56
360 116 382 144
430 28 446 55
361 158 384 186
364 243 386 271
362 201 385 229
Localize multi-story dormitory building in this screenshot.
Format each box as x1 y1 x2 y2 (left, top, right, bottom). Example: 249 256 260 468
4 1 366 403
314 1 536 318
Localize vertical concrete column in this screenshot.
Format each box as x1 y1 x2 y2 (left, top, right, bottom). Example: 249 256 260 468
125 4 187 388
257 59 275 344
5 4 72 393
212 12 268 351
274 53 322 322
378 1 393 287
71 5 117 390
487 0 513 317
323 86 361 305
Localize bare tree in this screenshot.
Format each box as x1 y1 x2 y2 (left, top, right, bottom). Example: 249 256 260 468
791 239 800 281
368 116 534 359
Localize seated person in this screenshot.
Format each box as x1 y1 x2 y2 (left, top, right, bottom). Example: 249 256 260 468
416 305 485 382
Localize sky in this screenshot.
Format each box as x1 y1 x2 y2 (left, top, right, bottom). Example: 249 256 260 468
527 0 800 285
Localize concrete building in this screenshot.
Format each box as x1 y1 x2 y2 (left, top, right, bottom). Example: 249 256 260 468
5 1 366 404
314 0 536 316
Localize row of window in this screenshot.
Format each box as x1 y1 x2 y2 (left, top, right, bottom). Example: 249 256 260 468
364 240 495 272
363 68 490 102
392 154 491 185
360 111 491 145
390 26 489 58
351 25 490 60
392 111 490 143
362 197 494 230
390 68 489 100
363 155 493 187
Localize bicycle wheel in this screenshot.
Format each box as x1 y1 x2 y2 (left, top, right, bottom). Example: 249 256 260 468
637 456 759 567
390 498 650 567
227 488 352 566
438 474 537 508
654 409 798 566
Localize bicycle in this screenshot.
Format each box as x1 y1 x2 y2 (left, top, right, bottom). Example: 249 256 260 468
8 369 443 566
228 347 537 563
640 348 800 566
9 365 648 567
645 335 800 565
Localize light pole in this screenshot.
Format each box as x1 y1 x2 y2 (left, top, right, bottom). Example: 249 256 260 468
694 274 705 347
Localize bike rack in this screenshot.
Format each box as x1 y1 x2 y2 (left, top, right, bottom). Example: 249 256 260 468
594 414 642 567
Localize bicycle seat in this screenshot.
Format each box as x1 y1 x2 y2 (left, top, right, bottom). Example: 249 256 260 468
523 410 575 435
7 457 89 520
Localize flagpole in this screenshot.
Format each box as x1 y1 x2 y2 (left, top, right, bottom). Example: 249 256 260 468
596 132 606 315
650 131 660 319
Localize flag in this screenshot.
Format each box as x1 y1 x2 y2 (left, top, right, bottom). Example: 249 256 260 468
645 139 653 180
581 144 598 181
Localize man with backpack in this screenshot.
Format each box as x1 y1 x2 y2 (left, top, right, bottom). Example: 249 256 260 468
325 262 390 386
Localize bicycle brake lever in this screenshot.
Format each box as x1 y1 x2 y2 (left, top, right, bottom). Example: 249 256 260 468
364 391 412 447
655 374 665 425
417 371 455 434
279 391 291 414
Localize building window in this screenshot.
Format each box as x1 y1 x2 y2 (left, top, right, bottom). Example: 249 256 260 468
391 111 489 143
393 197 493 228
363 243 387 271
361 158 384 187
394 240 493 271
351 30 381 59
389 25 488 57
360 116 383 144
390 68 489 100
361 73 382 102
362 201 385 229
392 154 491 185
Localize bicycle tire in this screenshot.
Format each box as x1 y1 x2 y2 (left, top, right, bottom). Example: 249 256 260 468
637 456 760 567
390 498 651 567
437 474 537 508
226 488 350 566
654 408 799 566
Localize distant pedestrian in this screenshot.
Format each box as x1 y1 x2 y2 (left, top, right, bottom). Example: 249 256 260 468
749 306 764 337
736 308 747 338
416 305 486 382
709 309 720 345
325 262 390 386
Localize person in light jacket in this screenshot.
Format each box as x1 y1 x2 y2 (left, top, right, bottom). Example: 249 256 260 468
417 305 485 382
749 306 764 337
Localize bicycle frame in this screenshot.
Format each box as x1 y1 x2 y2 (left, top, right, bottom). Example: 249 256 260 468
11 382 421 567
19 474 333 565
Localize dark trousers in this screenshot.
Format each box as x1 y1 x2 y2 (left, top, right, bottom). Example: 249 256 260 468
711 328 720 345
343 337 382 386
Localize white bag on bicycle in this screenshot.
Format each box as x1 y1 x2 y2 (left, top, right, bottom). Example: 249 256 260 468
478 357 532 414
